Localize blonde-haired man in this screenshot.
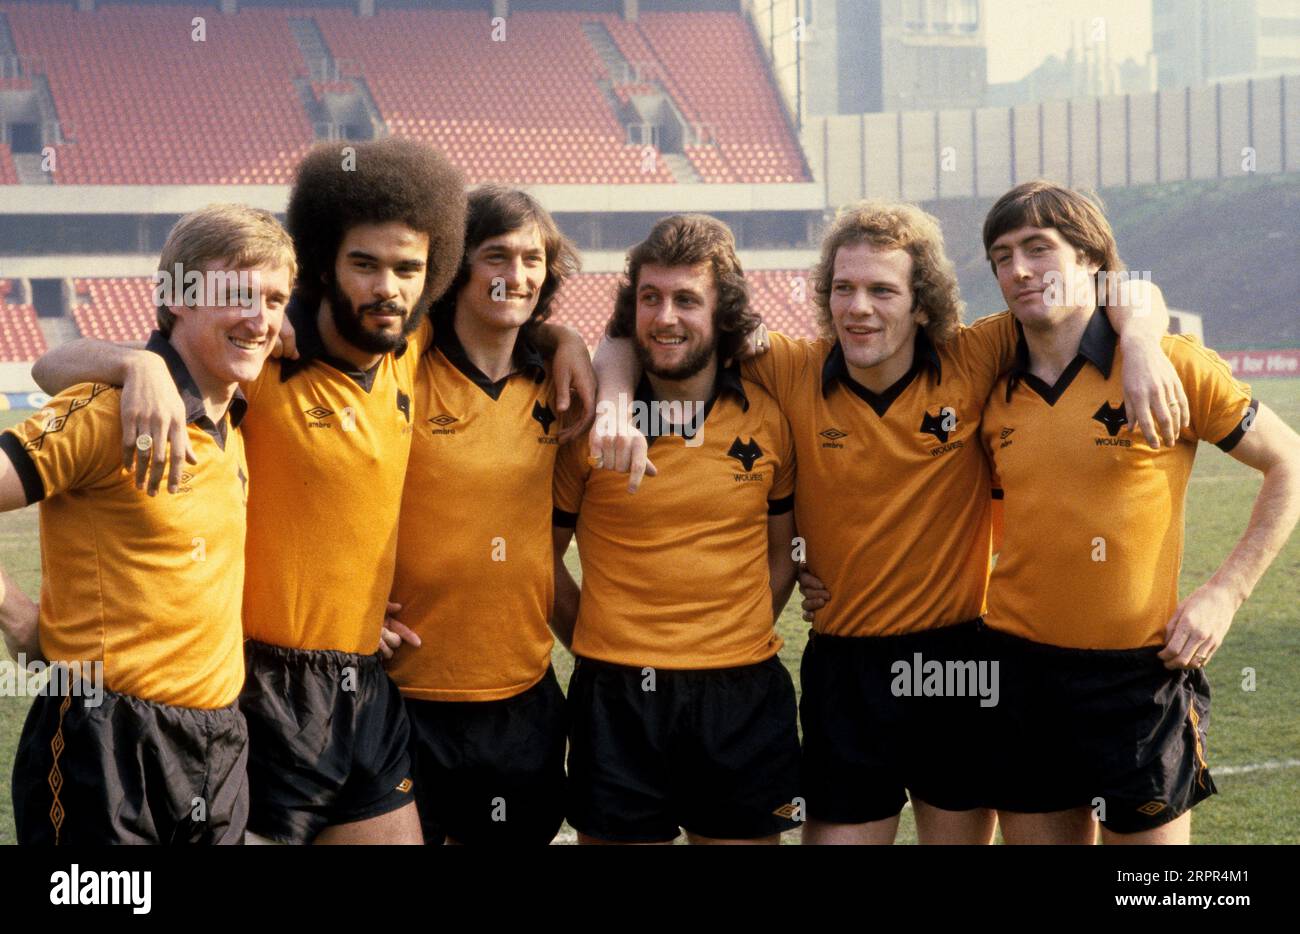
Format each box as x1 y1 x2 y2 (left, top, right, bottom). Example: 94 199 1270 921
0 203 292 844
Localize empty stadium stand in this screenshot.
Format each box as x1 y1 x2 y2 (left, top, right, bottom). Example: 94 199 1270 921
71 277 155 343
0 280 46 361
637 14 805 183
2 4 315 184
0 4 806 186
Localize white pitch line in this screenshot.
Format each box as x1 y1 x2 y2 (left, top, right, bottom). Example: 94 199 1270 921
1213 758 1300 776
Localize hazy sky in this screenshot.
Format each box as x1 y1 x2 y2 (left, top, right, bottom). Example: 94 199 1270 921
984 0 1154 84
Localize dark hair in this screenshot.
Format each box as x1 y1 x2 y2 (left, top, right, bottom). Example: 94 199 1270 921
606 214 757 364
432 184 580 331
287 138 467 310
982 180 1123 277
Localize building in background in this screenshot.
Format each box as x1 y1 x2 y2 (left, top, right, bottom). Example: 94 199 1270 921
1153 0 1300 89
986 26 1155 106
749 0 985 117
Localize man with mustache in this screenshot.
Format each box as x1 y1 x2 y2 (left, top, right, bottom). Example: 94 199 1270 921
31 140 597 844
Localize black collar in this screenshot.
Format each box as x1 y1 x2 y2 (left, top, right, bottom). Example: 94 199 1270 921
279 294 411 392
144 331 246 448
634 361 749 446
820 328 942 417
821 327 943 396
433 322 547 401
1005 310 1117 404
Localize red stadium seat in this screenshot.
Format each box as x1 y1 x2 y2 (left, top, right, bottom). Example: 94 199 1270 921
0 287 48 362
0 4 805 186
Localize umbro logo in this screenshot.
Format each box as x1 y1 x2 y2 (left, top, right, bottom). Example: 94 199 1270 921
999 426 1015 449
727 437 763 473
820 427 847 449
1092 401 1128 437
304 406 335 429
1136 800 1167 817
169 469 197 495
429 413 458 435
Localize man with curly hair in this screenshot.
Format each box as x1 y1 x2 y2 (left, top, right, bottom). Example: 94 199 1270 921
552 214 802 844
31 141 596 845
591 198 1183 844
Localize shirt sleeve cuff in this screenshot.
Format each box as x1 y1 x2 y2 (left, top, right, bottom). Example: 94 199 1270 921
1214 398 1259 453
767 494 795 516
552 507 579 529
0 431 45 505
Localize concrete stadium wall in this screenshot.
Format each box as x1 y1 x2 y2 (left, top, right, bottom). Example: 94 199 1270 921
0 364 40 397
0 182 824 216
803 74 1300 202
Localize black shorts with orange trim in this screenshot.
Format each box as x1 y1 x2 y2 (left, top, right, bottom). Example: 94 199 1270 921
799 619 991 823
982 625 1217 833
404 666 567 846
12 684 248 845
566 654 801 843
240 640 415 844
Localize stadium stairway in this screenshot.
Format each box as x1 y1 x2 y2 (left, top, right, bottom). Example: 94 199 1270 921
662 152 699 183
36 314 79 351
0 11 16 59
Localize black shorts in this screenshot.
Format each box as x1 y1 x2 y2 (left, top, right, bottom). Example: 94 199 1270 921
404 666 567 846
799 619 991 823
12 684 248 845
983 626 1217 833
567 654 801 843
240 640 415 844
